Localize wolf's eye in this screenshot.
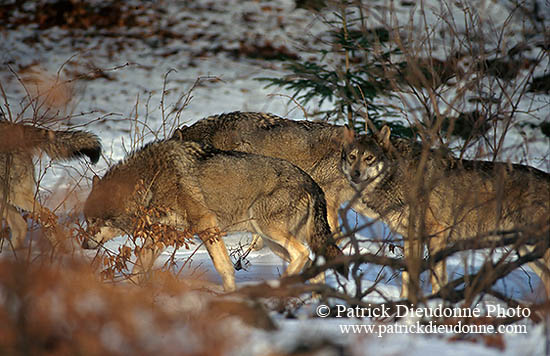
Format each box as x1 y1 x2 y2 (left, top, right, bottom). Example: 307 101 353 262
348 154 356 161
365 154 375 163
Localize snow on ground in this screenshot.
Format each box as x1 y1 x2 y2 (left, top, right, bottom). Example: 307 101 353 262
1 0 549 355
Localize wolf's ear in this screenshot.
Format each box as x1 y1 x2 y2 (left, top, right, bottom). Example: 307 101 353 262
378 125 392 150
92 174 100 187
172 128 184 140
343 125 355 145
172 126 188 140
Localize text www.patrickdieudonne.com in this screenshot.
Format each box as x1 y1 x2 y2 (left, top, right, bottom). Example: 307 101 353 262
316 304 530 337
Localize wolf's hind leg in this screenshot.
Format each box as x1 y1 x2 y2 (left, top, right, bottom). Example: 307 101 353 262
263 237 326 285
249 233 264 250
523 246 550 298
4 204 28 249
544 249 550 299
304 258 326 285
262 237 291 262
400 271 410 299
266 229 310 277
32 202 63 248
400 237 410 299
429 232 448 295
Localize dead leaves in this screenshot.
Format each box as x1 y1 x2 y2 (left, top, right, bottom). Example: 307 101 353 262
1 0 151 31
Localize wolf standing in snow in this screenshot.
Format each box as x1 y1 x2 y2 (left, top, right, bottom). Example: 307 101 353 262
341 125 550 298
0 120 102 249
82 139 346 291
171 111 378 242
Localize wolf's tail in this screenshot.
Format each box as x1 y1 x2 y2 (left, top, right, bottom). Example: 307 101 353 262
0 122 101 164
308 186 348 278
40 129 102 163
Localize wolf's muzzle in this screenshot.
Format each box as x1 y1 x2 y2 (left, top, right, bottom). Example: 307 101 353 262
81 237 99 249
350 170 362 184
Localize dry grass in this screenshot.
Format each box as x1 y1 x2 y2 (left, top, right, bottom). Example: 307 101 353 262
0 256 243 356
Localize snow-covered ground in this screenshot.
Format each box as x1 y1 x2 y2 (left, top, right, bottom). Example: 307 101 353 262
1 0 549 354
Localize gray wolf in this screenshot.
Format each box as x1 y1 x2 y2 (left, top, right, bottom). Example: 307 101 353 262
82 139 346 291
171 111 377 242
341 125 550 298
0 120 101 249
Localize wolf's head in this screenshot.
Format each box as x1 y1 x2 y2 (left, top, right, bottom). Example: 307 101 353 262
340 125 393 191
81 174 125 249
81 218 124 249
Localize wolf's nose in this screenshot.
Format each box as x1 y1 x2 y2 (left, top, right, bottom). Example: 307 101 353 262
81 238 98 249
351 170 361 181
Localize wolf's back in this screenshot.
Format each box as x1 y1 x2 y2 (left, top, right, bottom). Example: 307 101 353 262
173 111 340 147
0 121 101 163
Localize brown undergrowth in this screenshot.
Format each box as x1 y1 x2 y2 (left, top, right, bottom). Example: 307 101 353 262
0 255 242 356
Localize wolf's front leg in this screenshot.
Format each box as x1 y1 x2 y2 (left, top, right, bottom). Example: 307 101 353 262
203 234 236 292
131 244 163 284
